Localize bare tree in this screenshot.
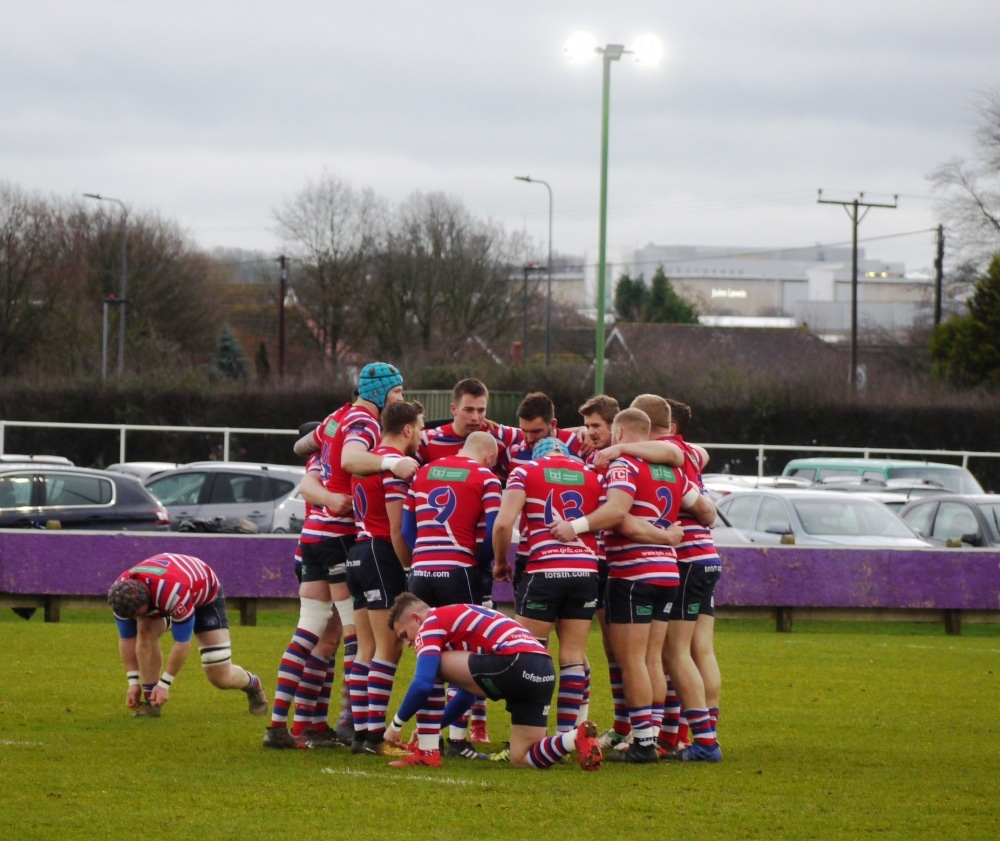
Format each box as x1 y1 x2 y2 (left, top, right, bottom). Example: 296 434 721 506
930 89 1000 266
365 191 525 362
273 173 386 366
78 205 223 375
0 183 71 376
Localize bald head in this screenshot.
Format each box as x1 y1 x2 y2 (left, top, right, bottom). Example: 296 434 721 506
460 431 498 468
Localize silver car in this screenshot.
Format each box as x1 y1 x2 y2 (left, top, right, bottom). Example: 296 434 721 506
716 488 931 547
144 462 304 533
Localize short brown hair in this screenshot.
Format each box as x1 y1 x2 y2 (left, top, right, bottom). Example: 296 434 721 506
666 398 692 435
382 400 424 435
630 393 671 431
518 392 555 424
578 394 620 425
453 378 488 402
387 591 426 630
613 407 651 439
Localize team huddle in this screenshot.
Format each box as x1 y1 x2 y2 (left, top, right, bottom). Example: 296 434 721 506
107 363 724 770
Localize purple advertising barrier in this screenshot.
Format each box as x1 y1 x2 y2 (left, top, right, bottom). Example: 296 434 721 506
0 532 302 600
714 545 1000 611
3 534 999 622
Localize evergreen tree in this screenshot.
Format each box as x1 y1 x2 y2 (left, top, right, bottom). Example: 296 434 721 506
210 324 249 381
647 265 699 324
929 253 1000 387
614 272 647 320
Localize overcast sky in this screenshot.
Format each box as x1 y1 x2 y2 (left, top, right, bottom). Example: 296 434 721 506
3 1 996 274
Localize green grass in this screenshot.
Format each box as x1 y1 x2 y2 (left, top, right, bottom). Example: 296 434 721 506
1 610 997 840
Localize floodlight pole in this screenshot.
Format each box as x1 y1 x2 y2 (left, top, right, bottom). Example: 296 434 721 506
594 45 625 394
515 175 554 365
84 193 129 377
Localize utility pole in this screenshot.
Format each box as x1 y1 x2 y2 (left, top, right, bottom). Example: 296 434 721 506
817 190 897 392
933 225 944 327
277 255 287 379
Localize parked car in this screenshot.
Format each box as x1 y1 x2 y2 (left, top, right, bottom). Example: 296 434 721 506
716 488 931 547
780 458 984 494
898 494 1000 548
143 462 304 532
0 454 75 465
810 476 948 512
271 484 305 534
105 461 180 480
701 473 811 502
711 508 753 545
0 463 169 530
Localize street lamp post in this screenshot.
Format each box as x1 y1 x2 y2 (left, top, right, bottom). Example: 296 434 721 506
515 175 553 366
566 33 662 394
84 193 128 377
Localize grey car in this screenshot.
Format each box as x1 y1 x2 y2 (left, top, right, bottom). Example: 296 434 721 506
0 463 169 531
898 494 1000 548
144 462 304 533
716 488 931 547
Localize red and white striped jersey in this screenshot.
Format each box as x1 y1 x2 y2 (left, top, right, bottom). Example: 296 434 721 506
408 455 502 571
602 455 699 586
505 454 603 574
352 444 410 542
414 603 550 658
115 553 220 624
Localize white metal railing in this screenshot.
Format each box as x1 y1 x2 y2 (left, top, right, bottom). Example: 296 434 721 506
0 420 297 464
700 442 999 478
0 419 997 479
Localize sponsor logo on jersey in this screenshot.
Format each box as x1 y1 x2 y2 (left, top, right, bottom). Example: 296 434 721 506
543 468 585 486
131 565 167 576
323 418 340 436
427 466 471 482
649 465 677 482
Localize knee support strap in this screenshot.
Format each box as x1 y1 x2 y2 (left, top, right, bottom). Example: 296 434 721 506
334 598 354 628
298 598 334 637
199 643 232 668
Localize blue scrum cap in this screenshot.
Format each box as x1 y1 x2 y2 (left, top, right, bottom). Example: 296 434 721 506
532 437 568 460
357 362 404 409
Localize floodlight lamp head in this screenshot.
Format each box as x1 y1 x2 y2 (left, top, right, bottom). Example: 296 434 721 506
631 34 663 65
601 44 626 61
564 32 598 62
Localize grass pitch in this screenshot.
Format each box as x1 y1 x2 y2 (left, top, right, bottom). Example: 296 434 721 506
0 610 997 840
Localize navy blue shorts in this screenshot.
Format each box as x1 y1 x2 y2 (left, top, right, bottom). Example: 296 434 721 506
516 570 599 623
604 578 676 624
408 566 482 608
300 535 354 585
345 538 407 611
193 591 230 635
669 562 722 621
469 652 555 727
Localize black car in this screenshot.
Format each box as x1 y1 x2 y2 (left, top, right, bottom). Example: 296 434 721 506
0 464 170 530
898 494 1000 548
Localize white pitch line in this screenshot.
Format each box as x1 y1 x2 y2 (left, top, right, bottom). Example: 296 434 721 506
0 739 44 746
322 767 491 787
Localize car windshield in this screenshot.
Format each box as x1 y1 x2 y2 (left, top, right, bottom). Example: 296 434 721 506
887 467 983 494
977 503 1000 542
791 498 916 538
